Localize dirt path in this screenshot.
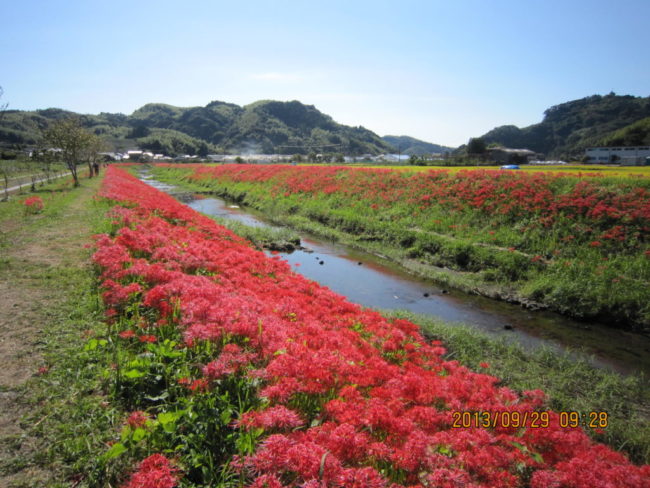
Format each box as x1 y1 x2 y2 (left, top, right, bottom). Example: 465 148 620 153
0 178 102 487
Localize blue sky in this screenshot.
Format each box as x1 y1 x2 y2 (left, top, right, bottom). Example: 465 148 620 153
2 0 648 147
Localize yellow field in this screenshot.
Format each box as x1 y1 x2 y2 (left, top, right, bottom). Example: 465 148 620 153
349 163 650 178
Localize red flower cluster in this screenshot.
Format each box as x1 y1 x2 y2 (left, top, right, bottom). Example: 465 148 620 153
176 163 650 254
126 411 150 429
96 167 649 487
121 453 178 488
23 195 44 213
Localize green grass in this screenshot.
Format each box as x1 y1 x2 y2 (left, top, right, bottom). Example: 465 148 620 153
0 175 124 487
383 310 650 465
211 216 301 251
0 171 647 488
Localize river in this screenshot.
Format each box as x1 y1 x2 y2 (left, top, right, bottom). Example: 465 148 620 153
139 172 650 377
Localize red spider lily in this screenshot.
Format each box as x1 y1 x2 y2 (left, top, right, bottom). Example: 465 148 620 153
95 166 649 488
121 453 178 488
23 196 44 213
126 411 150 429
119 330 136 339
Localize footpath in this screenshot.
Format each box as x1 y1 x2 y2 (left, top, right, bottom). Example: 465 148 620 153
0 176 102 486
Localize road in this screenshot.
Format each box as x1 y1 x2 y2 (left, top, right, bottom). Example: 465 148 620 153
2 171 72 196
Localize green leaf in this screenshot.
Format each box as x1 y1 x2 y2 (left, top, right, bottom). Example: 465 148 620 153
511 441 544 463
157 410 185 432
124 369 145 379
103 442 127 460
157 411 178 425
220 408 232 425
120 426 132 442
132 427 147 442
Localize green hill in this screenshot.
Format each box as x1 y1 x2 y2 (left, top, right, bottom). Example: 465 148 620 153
0 100 393 156
381 135 454 155
600 117 650 146
477 93 650 158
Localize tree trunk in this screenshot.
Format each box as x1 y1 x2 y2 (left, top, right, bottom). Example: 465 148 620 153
2 173 8 201
68 162 79 187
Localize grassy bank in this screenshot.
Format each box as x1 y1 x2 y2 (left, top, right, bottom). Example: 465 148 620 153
0 175 122 487
141 168 650 465
149 164 650 331
0 169 647 488
210 214 301 251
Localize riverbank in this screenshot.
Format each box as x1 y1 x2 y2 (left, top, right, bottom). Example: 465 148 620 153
0 169 647 487
141 166 650 464
385 310 649 465
92 167 649 486
149 164 650 332
0 175 117 486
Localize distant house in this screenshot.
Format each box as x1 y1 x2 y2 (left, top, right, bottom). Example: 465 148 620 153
585 146 650 165
126 150 143 161
486 146 539 164
98 152 123 161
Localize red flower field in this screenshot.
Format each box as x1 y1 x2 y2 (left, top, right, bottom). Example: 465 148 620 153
95 166 649 487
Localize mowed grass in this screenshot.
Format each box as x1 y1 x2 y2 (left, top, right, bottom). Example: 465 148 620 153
0 175 120 487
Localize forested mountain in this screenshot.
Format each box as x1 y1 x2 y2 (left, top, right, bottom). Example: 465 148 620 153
0 100 393 156
381 135 455 155
477 93 650 158
600 117 650 146
4 94 648 159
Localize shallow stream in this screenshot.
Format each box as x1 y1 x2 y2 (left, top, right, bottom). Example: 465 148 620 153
140 172 650 377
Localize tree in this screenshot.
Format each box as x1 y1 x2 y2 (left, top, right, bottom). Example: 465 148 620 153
81 133 107 178
467 137 487 156
44 117 94 187
0 87 10 200
32 144 59 183
0 86 7 118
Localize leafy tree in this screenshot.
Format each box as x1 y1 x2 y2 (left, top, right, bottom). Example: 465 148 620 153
0 86 7 118
82 133 107 177
409 154 421 165
467 137 487 155
44 117 94 186
197 141 209 158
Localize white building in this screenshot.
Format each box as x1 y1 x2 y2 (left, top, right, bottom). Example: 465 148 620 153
585 146 650 165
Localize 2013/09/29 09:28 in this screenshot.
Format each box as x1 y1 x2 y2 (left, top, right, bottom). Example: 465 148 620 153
452 411 609 429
